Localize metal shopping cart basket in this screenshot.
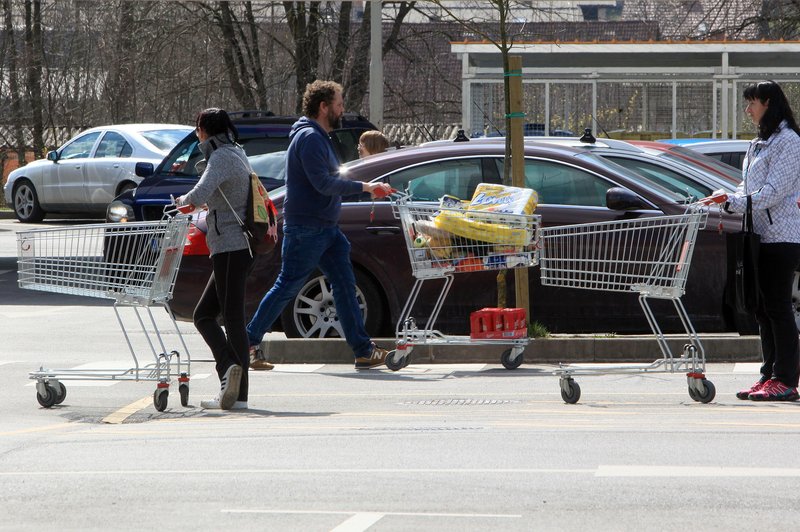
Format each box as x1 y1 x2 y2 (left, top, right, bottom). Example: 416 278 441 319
539 205 712 404
17 210 191 411
387 194 541 370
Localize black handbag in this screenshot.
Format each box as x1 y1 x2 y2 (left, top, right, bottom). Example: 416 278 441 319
726 195 761 314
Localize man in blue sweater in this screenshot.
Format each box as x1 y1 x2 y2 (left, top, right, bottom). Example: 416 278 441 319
246 80 392 369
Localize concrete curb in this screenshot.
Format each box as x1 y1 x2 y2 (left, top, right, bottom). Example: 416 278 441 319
0 211 15 219
262 335 762 364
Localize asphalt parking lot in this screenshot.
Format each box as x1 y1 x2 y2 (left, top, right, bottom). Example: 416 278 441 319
4 216 800 530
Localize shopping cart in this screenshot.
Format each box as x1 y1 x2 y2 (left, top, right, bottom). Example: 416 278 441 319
539 205 713 404
387 194 541 370
18 209 191 411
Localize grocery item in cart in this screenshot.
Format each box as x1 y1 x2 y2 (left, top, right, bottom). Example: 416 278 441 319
431 184 538 246
433 209 532 245
468 183 538 216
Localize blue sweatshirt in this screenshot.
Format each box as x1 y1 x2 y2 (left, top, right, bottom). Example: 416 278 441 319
283 116 362 227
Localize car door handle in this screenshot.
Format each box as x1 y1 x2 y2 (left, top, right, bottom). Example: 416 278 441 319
113 164 120 168
366 226 401 235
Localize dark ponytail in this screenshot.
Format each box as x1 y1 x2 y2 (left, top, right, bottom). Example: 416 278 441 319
195 108 239 143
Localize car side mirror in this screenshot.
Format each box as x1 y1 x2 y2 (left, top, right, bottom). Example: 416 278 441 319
46 150 59 162
606 187 650 211
135 162 154 177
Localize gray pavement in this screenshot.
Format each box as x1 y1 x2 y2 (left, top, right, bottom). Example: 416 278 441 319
5 215 797 531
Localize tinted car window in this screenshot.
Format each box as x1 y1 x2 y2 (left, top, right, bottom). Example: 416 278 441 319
60 132 101 159
496 158 612 206
162 137 203 176
604 155 711 201
141 129 191 152
387 158 485 200
96 131 131 158
666 146 743 182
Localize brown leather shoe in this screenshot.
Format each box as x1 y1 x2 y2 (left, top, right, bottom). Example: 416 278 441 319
249 345 274 371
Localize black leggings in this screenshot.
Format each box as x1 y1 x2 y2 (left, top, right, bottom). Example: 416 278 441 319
756 242 800 387
194 249 254 402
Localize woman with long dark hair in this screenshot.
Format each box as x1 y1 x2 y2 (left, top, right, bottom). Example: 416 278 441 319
177 108 253 410
704 80 800 401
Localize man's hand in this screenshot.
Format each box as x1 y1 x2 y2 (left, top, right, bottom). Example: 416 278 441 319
699 189 728 206
363 182 395 199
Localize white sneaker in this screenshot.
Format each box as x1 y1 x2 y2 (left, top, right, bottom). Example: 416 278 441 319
200 397 248 410
218 364 242 410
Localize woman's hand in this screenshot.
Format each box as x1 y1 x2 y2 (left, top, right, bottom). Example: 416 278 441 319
174 195 197 214
699 189 729 206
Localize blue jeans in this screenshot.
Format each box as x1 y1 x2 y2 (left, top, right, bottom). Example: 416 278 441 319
246 224 372 358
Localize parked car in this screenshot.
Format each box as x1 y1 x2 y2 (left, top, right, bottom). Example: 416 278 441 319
106 112 376 223
4 124 192 222
423 136 739 201
170 142 750 338
651 139 751 170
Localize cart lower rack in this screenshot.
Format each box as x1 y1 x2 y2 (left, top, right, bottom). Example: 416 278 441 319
540 206 712 403
17 215 191 411
387 195 541 370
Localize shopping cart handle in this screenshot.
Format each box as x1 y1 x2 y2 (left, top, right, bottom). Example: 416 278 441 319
373 187 398 199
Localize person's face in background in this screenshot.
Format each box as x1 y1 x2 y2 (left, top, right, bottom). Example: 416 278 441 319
745 97 769 126
357 141 370 158
195 125 209 142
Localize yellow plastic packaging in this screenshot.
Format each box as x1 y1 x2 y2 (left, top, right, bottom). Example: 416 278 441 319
468 183 538 215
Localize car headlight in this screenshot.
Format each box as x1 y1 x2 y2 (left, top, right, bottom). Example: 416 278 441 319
107 201 135 223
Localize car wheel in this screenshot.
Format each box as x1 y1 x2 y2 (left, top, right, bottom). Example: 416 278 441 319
116 181 137 196
280 269 386 339
13 179 45 223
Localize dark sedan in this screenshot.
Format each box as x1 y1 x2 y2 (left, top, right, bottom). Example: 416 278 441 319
170 142 746 337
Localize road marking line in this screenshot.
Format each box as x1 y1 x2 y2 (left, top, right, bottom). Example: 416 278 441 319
733 362 762 373
331 512 384 531
596 465 800 477
266 364 325 373
102 396 153 424
222 509 522 519
0 423 73 436
0 467 593 477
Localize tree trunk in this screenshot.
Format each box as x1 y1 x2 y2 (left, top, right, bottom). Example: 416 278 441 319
284 1 320 113
345 1 414 113
331 2 352 83
3 0 26 165
110 2 136 122
25 0 44 157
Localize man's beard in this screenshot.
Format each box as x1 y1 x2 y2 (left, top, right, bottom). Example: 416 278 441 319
328 107 342 130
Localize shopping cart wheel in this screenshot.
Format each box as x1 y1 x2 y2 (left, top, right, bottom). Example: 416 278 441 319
153 388 169 412
560 378 581 404
689 379 716 403
179 384 190 407
36 385 57 408
52 382 67 405
385 350 405 371
501 349 523 370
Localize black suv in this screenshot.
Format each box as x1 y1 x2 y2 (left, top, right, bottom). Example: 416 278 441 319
106 111 376 222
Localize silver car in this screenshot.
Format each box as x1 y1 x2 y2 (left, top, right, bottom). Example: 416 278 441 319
4 123 192 222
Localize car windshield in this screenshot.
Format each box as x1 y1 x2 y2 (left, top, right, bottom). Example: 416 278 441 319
249 151 287 180
663 145 743 183
141 129 192 152
575 152 691 203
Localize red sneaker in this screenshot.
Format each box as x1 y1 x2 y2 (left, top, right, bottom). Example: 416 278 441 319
736 378 768 400
748 379 799 401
